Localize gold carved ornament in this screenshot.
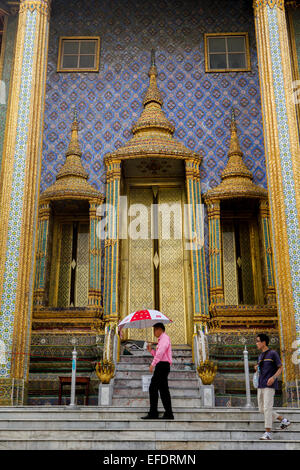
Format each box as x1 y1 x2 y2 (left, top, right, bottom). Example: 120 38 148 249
95 360 115 384
197 360 218 385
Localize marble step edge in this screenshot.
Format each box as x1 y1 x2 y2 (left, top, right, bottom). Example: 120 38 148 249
1 418 299 423
0 425 299 432
0 406 299 412
0 436 299 442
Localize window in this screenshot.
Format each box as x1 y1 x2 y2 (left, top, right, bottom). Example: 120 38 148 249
204 33 250 72
57 36 100 72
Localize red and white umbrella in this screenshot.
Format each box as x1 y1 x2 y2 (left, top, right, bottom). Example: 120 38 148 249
118 309 173 330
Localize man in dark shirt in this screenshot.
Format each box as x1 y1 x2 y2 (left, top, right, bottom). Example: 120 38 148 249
255 333 291 440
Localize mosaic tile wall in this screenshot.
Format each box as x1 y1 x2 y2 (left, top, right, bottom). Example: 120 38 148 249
0 15 18 172
41 0 267 294
42 0 267 195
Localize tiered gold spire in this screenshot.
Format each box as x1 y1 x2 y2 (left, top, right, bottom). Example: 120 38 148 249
40 110 101 201
106 50 199 160
204 109 267 200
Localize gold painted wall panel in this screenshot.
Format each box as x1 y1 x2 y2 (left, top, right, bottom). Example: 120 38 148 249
75 223 89 307
239 222 255 304
222 224 238 304
57 224 72 308
128 188 154 341
158 187 186 344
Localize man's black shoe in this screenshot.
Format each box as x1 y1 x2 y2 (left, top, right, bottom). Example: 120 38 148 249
141 414 159 420
159 414 174 420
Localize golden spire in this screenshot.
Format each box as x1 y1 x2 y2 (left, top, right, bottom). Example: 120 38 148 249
132 49 175 136
221 108 253 181
56 108 88 181
105 50 199 161
142 49 163 107
40 109 102 201
204 109 267 200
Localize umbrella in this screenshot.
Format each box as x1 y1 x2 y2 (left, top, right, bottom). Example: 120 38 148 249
118 309 173 330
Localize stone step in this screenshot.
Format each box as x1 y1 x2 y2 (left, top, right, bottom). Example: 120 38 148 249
115 370 197 379
0 419 299 432
119 356 193 364
114 378 199 388
0 407 299 420
112 397 201 407
123 350 192 358
116 363 195 371
113 387 199 398
1 439 299 450
0 429 299 443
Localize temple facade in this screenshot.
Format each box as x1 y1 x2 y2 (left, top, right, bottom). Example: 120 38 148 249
0 0 299 406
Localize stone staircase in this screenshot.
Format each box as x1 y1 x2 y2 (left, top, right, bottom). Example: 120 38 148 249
1 345 299 449
0 407 299 449
113 346 200 408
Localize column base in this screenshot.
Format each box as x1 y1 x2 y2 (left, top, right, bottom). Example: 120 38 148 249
198 381 215 408
98 379 114 407
0 378 27 406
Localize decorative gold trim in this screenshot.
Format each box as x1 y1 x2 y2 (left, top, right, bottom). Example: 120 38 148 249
209 304 278 331
204 32 251 73
57 36 100 73
253 0 285 15
19 0 50 17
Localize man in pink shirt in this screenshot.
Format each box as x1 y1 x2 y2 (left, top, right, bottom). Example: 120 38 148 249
141 323 174 420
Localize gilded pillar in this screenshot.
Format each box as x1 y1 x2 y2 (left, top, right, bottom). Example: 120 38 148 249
206 199 224 305
33 201 51 306
185 158 209 329
89 198 103 308
0 0 51 404
103 158 121 322
259 199 276 304
254 0 300 383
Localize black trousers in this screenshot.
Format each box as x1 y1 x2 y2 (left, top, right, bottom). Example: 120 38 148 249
149 361 173 416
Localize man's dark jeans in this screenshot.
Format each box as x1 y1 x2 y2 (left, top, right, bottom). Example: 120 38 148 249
149 361 173 416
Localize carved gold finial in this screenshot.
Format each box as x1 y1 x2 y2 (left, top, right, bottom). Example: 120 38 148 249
228 108 243 158
143 49 163 107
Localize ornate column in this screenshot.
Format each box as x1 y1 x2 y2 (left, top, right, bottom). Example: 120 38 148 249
89 198 104 309
259 199 276 305
0 0 51 405
206 199 224 305
185 158 209 329
103 158 121 323
33 201 52 306
253 0 300 386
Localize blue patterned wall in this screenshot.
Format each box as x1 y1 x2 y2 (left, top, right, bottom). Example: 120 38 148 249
41 0 267 197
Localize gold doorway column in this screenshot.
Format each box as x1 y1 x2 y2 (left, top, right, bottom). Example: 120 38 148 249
253 0 300 387
103 158 121 323
185 158 209 330
0 0 51 405
206 199 225 305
